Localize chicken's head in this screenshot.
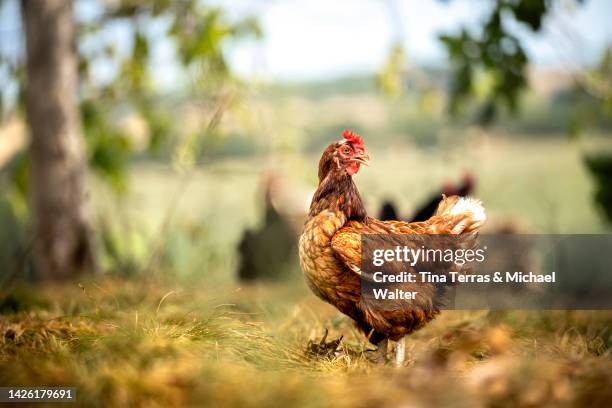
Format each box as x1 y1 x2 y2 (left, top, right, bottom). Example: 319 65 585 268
318 130 370 181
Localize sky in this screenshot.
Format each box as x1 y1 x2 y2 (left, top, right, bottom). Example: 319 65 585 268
1 0 611 88
217 0 612 81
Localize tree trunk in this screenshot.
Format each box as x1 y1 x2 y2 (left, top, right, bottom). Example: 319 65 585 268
21 0 96 280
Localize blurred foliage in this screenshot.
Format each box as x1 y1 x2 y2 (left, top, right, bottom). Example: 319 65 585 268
0 0 261 278
575 48 612 223
81 101 132 193
439 0 584 125
75 0 261 175
377 43 406 99
1 0 261 194
0 153 30 285
569 46 612 138
584 153 612 223
437 0 612 225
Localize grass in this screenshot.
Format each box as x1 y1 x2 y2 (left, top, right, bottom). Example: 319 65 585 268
0 278 611 407
2 135 611 406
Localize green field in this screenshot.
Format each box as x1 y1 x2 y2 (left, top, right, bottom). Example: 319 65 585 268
88 135 608 284
114 136 605 249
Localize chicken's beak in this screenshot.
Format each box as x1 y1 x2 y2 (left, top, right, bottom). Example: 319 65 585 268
351 151 370 166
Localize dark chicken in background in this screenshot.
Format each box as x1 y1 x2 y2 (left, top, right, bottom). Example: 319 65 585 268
237 175 297 281
379 172 476 222
299 130 486 365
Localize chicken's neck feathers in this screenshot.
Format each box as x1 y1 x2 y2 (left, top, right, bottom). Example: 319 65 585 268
308 171 367 221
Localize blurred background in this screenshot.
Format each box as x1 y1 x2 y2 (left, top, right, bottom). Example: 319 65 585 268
2 0 611 287
1 1 611 406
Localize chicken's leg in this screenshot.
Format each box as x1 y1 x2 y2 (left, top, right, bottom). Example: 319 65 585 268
395 337 406 367
366 338 388 363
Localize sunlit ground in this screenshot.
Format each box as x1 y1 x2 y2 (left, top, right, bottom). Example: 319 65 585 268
1 279 611 407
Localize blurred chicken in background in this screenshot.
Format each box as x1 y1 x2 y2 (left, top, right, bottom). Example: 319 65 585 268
237 173 306 281
378 172 476 222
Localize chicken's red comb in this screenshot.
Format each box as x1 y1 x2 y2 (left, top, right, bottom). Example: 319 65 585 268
342 129 365 149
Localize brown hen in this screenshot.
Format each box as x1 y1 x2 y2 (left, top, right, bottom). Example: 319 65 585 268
299 130 486 365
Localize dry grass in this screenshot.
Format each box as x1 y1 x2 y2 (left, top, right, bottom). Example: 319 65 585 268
0 278 610 408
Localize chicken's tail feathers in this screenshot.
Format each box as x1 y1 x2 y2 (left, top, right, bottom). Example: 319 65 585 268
435 195 486 233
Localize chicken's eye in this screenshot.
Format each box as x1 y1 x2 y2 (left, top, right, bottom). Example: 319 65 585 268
341 146 351 155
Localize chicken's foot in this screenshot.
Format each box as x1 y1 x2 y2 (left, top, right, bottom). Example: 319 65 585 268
306 328 343 358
